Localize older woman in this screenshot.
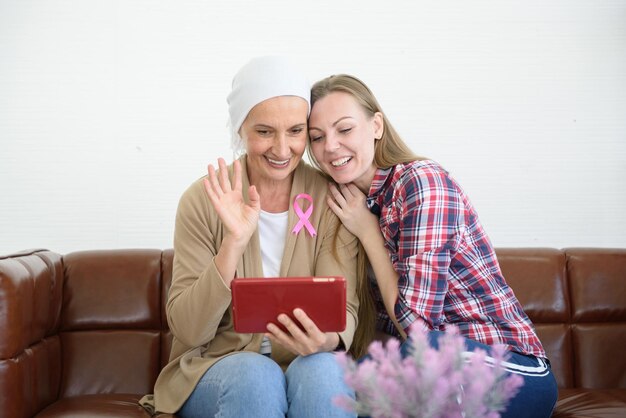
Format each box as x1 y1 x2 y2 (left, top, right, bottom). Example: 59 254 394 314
140 57 361 418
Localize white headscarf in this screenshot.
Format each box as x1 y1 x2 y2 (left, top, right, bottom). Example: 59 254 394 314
227 56 311 156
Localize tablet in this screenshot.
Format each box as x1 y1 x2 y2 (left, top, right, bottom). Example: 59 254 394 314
231 276 346 333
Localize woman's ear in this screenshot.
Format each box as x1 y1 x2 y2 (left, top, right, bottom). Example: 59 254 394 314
373 112 384 139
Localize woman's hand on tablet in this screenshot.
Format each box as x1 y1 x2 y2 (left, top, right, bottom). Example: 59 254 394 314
265 308 340 356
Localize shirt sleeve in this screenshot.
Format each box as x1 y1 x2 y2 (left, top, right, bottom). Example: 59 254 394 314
166 179 233 348
392 165 464 331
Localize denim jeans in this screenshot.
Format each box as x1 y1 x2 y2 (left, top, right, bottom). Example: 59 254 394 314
178 351 356 418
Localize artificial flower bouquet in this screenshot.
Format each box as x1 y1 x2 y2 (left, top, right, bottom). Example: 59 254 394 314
335 326 524 418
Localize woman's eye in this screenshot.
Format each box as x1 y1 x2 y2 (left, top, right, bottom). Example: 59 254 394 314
339 128 352 134
309 134 323 142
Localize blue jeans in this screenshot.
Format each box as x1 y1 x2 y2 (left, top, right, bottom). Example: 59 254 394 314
400 332 558 418
178 351 356 418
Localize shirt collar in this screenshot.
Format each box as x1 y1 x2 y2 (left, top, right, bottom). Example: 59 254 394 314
366 166 394 211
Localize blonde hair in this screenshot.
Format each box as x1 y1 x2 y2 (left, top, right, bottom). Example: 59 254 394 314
310 74 426 358
350 243 376 359
332 233 375 360
308 74 424 169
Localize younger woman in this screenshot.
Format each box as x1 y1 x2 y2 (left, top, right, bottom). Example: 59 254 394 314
307 74 558 418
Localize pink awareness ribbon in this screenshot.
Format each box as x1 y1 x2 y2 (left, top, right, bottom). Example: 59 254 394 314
291 193 317 237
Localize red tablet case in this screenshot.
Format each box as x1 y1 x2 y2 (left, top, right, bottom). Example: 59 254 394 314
231 276 346 333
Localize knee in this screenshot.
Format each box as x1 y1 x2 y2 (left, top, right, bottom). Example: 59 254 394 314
285 353 354 418
182 353 287 417
218 353 287 410
285 352 350 395
228 353 286 392
286 352 342 382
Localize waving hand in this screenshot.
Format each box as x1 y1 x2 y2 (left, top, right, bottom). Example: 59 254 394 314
203 158 260 245
203 158 261 286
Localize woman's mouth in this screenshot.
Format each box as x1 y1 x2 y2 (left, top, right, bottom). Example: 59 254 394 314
265 156 290 167
330 156 352 167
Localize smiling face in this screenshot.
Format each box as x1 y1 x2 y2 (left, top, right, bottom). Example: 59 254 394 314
308 91 383 193
241 96 309 187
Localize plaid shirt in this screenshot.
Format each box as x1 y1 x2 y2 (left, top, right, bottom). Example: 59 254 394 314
367 160 546 357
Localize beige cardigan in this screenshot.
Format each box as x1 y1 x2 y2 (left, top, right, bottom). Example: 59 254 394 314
140 157 359 414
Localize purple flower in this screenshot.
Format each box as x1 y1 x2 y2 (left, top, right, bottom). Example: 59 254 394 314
336 325 524 418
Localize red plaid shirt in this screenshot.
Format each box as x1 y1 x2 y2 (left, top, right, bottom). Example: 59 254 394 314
367 160 546 357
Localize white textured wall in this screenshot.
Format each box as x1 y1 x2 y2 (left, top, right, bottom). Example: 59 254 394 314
1 0 625 255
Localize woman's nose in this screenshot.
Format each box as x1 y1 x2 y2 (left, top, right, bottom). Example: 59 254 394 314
273 132 290 156
324 134 341 152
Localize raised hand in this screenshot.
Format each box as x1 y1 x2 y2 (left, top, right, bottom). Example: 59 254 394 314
265 308 341 356
327 183 379 241
203 158 261 247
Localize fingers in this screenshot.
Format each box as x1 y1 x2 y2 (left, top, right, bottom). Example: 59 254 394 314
328 184 347 207
232 159 242 193
328 182 368 215
203 178 216 203
217 158 232 193
292 308 321 335
204 158 239 199
338 183 354 198
330 183 365 206
265 321 302 355
345 183 364 198
206 163 223 198
341 183 368 205
265 309 326 356
327 185 346 219
277 313 308 341
203 163 222 203
326 196 343 218
265 321 290 344
248 185 261 211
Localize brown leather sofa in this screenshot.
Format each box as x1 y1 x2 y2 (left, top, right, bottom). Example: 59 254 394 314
1 248 625 417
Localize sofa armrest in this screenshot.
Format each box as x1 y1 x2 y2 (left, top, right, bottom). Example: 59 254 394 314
0 250 63 418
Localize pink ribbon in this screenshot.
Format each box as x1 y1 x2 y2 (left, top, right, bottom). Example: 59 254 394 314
291 193 317 237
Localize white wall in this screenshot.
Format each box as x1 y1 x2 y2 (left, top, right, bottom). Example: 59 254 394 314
1 0 625 255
